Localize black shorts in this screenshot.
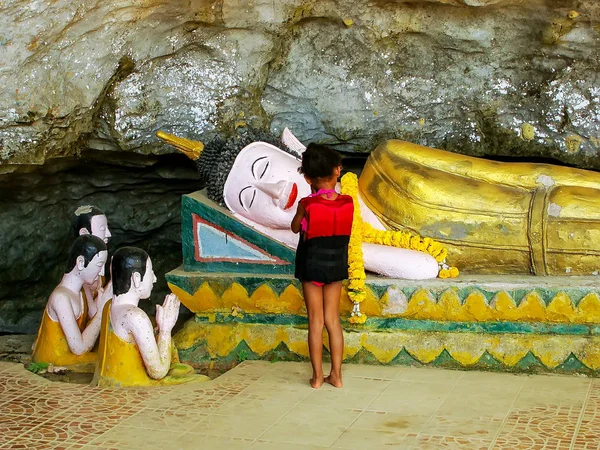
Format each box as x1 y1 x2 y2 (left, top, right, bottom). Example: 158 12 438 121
294 235 350 284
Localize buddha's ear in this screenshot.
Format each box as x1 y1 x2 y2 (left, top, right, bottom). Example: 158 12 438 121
281 128 306 158
132 272 142 290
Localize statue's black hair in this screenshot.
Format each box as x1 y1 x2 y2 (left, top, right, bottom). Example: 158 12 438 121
111 247 150 296
196 128 292 205
65 235 107 273
72 205 106 238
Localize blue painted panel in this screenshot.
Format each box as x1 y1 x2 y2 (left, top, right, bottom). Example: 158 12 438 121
197 222 274 262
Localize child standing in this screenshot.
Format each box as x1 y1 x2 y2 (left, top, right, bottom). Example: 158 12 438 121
291 143 354 389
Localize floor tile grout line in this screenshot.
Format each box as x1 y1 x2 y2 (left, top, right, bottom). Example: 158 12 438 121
158 429 188 450
88 423 187 449
197 366 316 446
5 362 596 449
251 386 318 445
403 373 464 450
569 379 593 450
0 364 14 374
355 375 393 410
1 438 17 449
82 403 190 449
327 387 389 448
203 377 299 420
328 373 402 448
485 377 526 450
0 382 59 406
209 367 278 404
5 393 99 443
150 371 260 410
15 415 118 447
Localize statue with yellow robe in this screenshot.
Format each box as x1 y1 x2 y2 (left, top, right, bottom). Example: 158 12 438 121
157 128 600 277
32 235 110 371
93 246 209 387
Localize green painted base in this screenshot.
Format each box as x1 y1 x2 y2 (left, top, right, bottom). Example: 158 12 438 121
174 319 600 376
167 269 600 326
170 188 600 377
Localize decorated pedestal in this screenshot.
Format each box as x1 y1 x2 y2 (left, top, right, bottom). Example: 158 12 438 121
167 190 600 375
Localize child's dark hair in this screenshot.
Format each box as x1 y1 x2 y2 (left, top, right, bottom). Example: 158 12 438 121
299 143 342 179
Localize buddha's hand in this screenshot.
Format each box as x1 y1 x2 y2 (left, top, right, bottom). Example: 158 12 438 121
156 294 180 334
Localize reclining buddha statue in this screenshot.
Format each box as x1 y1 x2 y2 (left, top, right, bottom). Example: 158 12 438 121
157 127 600 278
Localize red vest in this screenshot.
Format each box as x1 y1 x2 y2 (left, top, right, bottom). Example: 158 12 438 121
300 195 354 240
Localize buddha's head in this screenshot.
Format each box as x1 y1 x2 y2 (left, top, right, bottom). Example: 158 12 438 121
73 205 112 244
157 128 323 228
171 128 311 229
222 142 312 228
66 235 108 284
111 247 157 299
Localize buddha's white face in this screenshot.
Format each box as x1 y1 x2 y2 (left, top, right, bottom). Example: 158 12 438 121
223 142 311 229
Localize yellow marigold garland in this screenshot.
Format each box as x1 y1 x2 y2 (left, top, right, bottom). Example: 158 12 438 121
340 173 459 323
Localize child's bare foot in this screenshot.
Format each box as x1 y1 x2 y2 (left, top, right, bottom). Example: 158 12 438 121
310 373 324 389
325 373 343 388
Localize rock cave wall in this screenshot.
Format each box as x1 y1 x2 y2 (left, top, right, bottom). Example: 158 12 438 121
0 153 199 333
1 0 599 332
0 0 599 168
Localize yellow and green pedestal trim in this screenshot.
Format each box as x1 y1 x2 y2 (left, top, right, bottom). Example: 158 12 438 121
168 189 600 375
169 270 600 375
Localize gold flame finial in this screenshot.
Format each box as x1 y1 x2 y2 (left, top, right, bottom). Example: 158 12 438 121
156 131 204 161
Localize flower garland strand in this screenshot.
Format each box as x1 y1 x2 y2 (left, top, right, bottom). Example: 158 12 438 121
343 174 368 324
340 173 459 324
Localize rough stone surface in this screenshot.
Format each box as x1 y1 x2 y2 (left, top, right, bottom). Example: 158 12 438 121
0 334 35 364
1 0 600 331
0 151 200 333
0 0 599 168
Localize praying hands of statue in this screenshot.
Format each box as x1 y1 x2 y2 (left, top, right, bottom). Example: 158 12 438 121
155 293 180 335
95 281 112 312
89 276 101 293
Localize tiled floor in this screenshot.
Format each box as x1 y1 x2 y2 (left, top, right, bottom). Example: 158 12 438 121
1 360 599 449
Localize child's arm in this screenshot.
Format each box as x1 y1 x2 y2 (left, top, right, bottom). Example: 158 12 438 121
291 202 305 234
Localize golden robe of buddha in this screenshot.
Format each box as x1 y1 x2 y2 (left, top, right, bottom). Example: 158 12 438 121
360 140 600 275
